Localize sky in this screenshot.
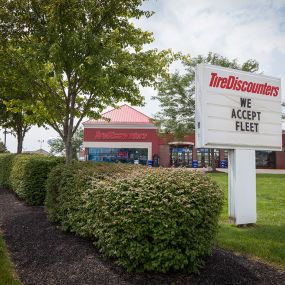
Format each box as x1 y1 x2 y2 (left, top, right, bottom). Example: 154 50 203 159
1 0 285 152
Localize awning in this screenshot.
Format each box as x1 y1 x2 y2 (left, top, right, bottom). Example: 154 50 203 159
168 142 194 146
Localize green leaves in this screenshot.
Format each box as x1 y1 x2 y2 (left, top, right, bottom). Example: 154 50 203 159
0 154 15 188
6 154 64 205
154 69 195 140
0 0 174 161
49 128 83 158
0 43 49 152
45 162 224 272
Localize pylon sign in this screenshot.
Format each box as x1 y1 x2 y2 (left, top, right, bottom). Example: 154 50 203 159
195 64 282 225
195 64 282 151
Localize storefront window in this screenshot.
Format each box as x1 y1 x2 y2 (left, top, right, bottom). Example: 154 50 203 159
223 150 276 169
88 148 148 165
170 146 192 167
256 151 275 168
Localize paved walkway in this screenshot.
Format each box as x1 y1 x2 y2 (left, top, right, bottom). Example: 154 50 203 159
0 187 284 285
216 168 285 174
185 168 285 174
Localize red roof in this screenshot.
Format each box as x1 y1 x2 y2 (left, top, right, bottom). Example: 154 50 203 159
83 104 153 125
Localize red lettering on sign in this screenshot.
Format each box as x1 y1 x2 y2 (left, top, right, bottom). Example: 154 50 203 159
94 131 147 140
209 72 279 96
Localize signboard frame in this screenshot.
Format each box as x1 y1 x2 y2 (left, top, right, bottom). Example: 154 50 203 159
195 64 282 151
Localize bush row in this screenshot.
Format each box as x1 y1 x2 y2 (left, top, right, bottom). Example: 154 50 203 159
45 162 224 272
0 153 16 189
0 153 63 205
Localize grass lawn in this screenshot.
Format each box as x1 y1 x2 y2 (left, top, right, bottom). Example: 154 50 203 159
0 233 20 285
210 173 285 269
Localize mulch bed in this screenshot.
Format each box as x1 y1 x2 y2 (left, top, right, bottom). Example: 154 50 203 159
0 187 284 285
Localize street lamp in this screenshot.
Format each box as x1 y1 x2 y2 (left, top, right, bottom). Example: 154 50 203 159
38 139 44 149
3 128 13 148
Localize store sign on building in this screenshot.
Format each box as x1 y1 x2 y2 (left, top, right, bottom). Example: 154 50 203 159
195 64 282 226
94 131 148 140
195 64 282 151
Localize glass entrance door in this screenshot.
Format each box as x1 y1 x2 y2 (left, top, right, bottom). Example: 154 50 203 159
197 148 220 168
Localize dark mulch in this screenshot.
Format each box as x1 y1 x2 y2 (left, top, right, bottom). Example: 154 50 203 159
0 188 284 285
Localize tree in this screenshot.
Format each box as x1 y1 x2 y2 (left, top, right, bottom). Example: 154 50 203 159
49 128 83 159
0 0 173 163
154 52 259 170
153 63 195 140
0 140 8 153
0 47 39 153
0 99 33 153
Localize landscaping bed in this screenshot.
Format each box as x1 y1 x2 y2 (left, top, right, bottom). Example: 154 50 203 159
45 163 224 272
1 187 284 285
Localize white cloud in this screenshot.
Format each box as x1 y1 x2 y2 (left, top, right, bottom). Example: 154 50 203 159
138 0 285 108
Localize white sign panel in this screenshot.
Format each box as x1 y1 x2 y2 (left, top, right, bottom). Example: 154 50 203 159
195 64 282 151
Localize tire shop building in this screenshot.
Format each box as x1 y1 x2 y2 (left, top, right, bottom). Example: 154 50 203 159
83 104 285 169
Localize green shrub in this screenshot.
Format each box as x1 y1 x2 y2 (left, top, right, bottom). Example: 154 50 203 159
92 169 224 272
45 162 137 228
46 163 223 273
45 163 67 222
10 154 63 205
46 162 102 233
0 153 16 189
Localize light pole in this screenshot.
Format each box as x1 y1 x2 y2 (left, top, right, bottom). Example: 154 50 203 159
3 128 13 148
38 139 44 149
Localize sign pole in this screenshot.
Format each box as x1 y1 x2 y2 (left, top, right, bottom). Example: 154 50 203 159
228 149 256 225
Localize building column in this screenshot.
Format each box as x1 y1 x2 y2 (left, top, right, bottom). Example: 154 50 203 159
159 145 171 167
220 149 225 160
275 150 285 169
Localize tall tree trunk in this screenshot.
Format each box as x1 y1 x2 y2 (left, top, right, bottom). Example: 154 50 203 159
65 138 73 164
16 130 23 154
64 123 74 164
65 90 76 164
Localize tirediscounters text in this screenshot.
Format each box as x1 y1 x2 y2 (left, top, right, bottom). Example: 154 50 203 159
209 73 280 134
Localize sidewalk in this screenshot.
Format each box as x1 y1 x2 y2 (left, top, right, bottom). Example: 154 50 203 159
216 168 285 174
0 187 284 285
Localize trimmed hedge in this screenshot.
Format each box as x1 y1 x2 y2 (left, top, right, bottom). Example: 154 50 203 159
0 153 16 189
10 154 64 205
94 169 224 272
46 163 223 272
45 162 137 225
